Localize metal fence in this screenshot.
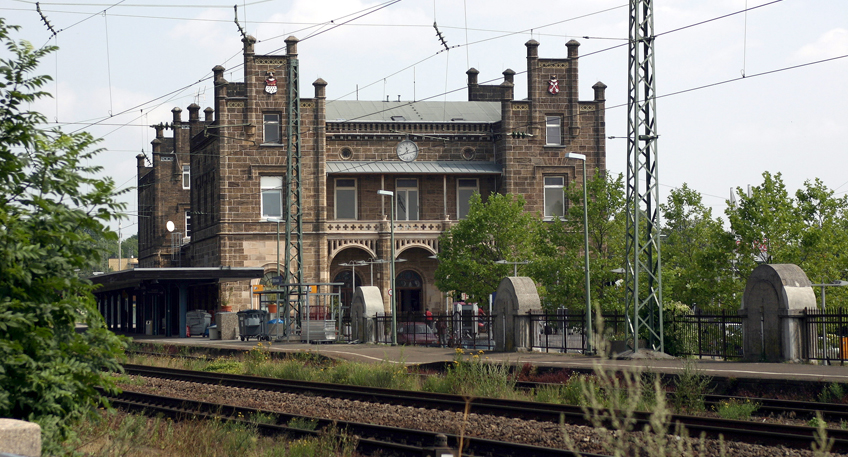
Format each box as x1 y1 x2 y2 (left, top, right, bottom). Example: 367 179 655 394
375 311 494 350
666 310 743 360
801 307 848 365
527 309 741 359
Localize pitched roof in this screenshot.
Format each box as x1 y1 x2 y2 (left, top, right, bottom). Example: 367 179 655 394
327 161 502 175
325 100 501 123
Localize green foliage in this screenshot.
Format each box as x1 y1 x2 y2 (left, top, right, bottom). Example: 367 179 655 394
533 374 599 406
422 348 517 398
533 172 626 311
661 184 738 310
714 398 760 420
671 359 711 413
435 193 539 305
288 417 319 431
202 357 243 374
818 383 846 403
0 20 127 453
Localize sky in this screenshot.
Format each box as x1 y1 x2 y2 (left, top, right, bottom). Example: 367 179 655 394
3 0 847 239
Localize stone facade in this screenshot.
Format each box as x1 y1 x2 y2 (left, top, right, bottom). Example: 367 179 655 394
137 36 607 315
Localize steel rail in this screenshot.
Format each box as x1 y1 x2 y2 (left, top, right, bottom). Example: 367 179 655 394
123 364 848 452
516 380 848 423
107 389 604 457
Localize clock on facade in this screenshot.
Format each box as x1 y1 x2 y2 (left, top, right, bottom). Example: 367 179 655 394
396 138 419 162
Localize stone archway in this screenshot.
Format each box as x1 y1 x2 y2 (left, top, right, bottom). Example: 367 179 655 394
332 270 365 309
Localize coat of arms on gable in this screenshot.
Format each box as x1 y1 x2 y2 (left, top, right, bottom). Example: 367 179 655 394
265 71 277 95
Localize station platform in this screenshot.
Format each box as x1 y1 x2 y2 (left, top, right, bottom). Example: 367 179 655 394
126 333 848 385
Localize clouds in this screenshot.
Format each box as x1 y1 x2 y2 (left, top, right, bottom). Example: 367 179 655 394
3 0 848 235
793 28 848 62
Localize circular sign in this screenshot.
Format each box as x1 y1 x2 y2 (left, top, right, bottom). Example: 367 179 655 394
166 220 175 232
388 289 393 296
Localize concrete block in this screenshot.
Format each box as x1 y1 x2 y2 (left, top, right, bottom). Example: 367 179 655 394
0 419 41 457
216 312 239 340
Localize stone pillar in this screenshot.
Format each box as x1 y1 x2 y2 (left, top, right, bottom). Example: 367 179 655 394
493 277 540 351
741 264 816 362
351 286 383 343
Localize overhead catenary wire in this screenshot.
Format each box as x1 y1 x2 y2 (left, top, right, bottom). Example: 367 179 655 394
57 0 786 145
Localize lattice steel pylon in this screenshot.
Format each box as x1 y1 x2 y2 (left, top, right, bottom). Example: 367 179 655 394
284 49 303 296
625 0 663 352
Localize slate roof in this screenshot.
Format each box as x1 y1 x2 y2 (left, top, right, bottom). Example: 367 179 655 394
326 161 503 175
325 100 501 123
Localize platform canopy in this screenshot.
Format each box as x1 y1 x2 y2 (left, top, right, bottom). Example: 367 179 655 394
89 267 265 293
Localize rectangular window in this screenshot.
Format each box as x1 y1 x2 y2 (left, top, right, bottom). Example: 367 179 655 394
546 116 562 145
184 211 192 238
544 176 565 220
260 176 283 220
396 178 419 221
182 165 190 189
335 178 357 220
263 113 281 144
457 178 478 220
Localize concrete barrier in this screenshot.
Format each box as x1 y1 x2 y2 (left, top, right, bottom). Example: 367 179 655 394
0 419 41 457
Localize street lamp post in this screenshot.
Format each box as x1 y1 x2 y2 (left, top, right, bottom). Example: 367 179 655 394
340 260 368 301
366 258 390 285
495 259 530 277
565 152 593 355
378 190 397 345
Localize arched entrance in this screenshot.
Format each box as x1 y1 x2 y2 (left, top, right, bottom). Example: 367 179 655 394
332 270 365 309
396 269 423 314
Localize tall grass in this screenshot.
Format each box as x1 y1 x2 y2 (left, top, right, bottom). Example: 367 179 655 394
64 409 356 457
421 348 518 398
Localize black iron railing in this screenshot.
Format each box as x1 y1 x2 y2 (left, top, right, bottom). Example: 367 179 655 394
665 310 743 360
375 312 493 349
801 307 847 365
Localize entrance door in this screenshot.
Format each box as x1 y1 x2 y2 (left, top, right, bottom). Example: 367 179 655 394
395 270 423 314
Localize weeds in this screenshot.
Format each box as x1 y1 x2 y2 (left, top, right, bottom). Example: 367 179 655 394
811 412 835 457
818 383 846 403
65 409 357 456
714 398 760 420
671 359 712 413
288 417 319 431
422 348 517 398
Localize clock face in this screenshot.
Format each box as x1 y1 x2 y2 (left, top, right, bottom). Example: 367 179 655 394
396 139 419 162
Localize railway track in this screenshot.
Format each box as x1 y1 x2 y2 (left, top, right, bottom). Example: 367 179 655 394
122 364 848 452
515 380 848 424
107 389 605 457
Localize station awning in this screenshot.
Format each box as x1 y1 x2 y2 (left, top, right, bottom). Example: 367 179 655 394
90 267 265 293
326 161 502 175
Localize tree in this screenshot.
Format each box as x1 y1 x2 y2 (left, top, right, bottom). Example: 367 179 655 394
122 233 139 261
435 193 538 307
540 171 626 311
0 21 126 452
726 172 801 277
661 184 737 310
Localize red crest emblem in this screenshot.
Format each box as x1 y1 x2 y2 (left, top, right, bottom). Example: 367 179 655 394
265 71 277 95
548 76 559 95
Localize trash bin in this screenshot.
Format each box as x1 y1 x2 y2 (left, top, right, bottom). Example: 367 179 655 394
208 325 220 340
186 310 212 337
237 309 269 342
145 320 153 336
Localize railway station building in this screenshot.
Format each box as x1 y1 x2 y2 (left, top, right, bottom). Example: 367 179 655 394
116 35 607 333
